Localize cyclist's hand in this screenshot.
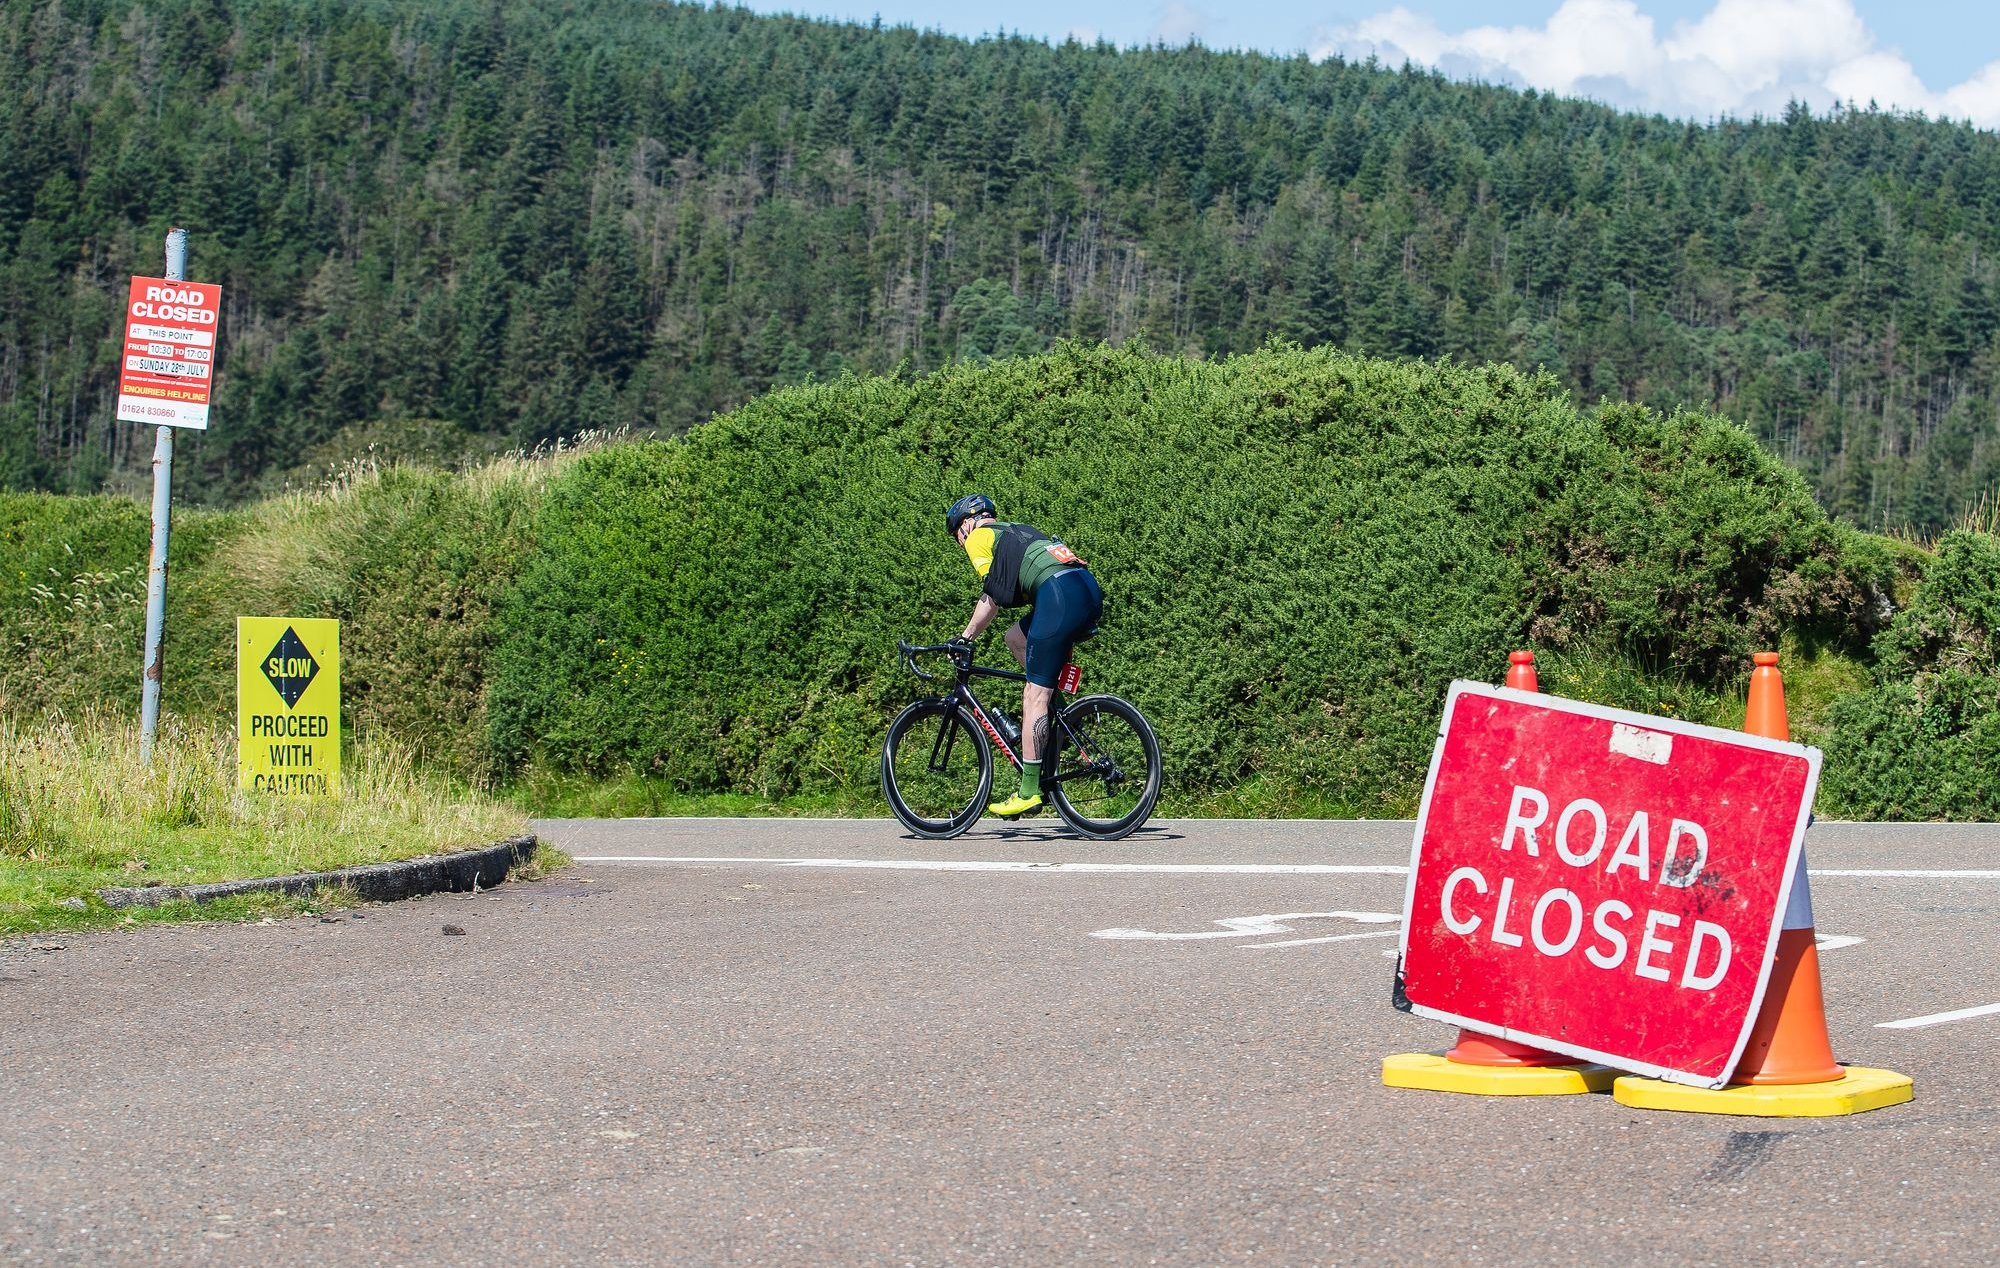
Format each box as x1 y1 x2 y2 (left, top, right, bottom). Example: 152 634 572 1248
946 636 975 663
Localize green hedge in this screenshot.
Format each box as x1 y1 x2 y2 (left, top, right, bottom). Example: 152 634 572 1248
21 346 1992 816
0 493 238 718
1 466 542 781
486 341 1886 810
1822 530 2000 818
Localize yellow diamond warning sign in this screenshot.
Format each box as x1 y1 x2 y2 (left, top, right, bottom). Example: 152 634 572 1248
238 617 340 794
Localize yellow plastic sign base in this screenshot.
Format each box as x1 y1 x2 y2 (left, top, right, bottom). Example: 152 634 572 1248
1382 1052 1618 1096
1613 1066 1914 1117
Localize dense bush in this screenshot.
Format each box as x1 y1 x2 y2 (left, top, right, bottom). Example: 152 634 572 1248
1823 530 2000 818
178 464 546 778
23 348 1993 816
1 494 149 618
2 464 548 781
1 495 151 718
487 341 1887 809
0 493 237 717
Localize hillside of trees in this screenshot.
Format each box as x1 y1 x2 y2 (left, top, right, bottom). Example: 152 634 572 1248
4 0 2000 529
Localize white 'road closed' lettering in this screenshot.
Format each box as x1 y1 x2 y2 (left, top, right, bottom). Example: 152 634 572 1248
1586 900 1633 969
1434 866 1733 992
1428 783 1740 992
1500 784 1708 887
1530 887 1584 957
1681 920 1731 989
1554 799 1607 867
1500 785 1549 855
1491 876 1525 947
1441 866 1486 934
1635 910 1681 981
1662 820 1709 888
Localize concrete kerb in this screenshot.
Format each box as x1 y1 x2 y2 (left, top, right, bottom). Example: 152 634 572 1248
93 835 539 910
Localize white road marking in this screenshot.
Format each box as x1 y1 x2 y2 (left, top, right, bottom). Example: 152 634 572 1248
1089 911 1398 941
1243 929 1403 949
548 817 1405 825
1877 1001 2000 1030
571 856 1408 874
570 855 2000 880
1808 869 2000 879
1815 934 1864 952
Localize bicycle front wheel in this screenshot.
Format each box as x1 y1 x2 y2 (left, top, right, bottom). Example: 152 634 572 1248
1046 694 1162 840
881 698 993 839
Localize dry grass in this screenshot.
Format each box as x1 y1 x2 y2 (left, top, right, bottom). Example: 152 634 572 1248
1963 491 2000 537
1 709 529 936
189 429 626 636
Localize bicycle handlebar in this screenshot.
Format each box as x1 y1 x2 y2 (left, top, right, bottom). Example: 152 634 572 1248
897 638 1037 688
898 639 948 681
898 638 972 682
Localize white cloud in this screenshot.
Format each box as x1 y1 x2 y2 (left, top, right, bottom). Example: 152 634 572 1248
1313 0 2000 129
1151 3 1208 45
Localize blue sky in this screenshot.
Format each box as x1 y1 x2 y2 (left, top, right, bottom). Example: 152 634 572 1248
740 1 2000 128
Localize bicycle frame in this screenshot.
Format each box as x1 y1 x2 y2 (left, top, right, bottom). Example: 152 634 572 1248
899 643 1098 786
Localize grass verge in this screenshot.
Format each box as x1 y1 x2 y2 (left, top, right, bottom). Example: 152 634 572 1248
509 765 879 819
1 711 532 937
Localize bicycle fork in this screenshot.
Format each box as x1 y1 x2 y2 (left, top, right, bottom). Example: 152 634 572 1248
923 694 1019 774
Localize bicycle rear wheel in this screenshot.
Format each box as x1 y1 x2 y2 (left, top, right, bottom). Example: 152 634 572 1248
1046 694 1162 840
881 698 993 839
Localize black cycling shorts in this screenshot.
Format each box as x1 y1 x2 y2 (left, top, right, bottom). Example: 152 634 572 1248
1022 568 1102 688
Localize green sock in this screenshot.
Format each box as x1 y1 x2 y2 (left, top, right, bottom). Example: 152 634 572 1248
1019 760 1042 799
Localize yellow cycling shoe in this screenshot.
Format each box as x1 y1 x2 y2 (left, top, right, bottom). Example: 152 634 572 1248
987 792 1044 819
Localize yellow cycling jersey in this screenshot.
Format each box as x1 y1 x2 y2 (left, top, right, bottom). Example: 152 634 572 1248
962 521 1086 608
964 524 999 579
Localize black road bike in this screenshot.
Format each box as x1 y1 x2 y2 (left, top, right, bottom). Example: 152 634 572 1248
881 639 1163 840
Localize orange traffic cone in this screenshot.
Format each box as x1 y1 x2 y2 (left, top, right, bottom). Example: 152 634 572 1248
1743 650 1789 744
1504 648 1538 692
1385 651 1615 1093
1733 928 1842 1083
1443 1032 1579 1067
1729 652 1842 1084
1612 651 1913 1115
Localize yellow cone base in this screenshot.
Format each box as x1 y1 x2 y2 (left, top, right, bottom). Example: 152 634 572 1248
1382 1052 1617 1096
1613 1067 1914 1117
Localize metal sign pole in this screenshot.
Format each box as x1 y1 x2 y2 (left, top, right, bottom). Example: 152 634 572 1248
138 227 187 763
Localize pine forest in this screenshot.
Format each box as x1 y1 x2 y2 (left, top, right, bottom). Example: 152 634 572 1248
5 0 2000 530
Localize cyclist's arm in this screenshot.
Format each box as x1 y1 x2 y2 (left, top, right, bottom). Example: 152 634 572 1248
961 594 1000 642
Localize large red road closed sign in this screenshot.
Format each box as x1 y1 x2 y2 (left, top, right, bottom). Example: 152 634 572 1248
1399 682 1821 1088
115 275 221 429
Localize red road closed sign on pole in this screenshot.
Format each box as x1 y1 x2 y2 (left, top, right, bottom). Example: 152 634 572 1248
115 275 222 430
1399 682 1821 1088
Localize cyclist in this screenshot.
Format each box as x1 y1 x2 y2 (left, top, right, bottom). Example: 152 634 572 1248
944 494 1103 818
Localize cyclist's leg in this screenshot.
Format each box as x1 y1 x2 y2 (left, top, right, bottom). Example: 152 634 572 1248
1074 570 1103 638
1004 618 1028 667
990 578 1078 816
1019 570 1099 760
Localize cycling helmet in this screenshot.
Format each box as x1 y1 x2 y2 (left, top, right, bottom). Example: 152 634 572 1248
945 493 995 537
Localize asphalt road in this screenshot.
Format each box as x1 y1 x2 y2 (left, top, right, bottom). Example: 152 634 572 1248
4 818 1998 1265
